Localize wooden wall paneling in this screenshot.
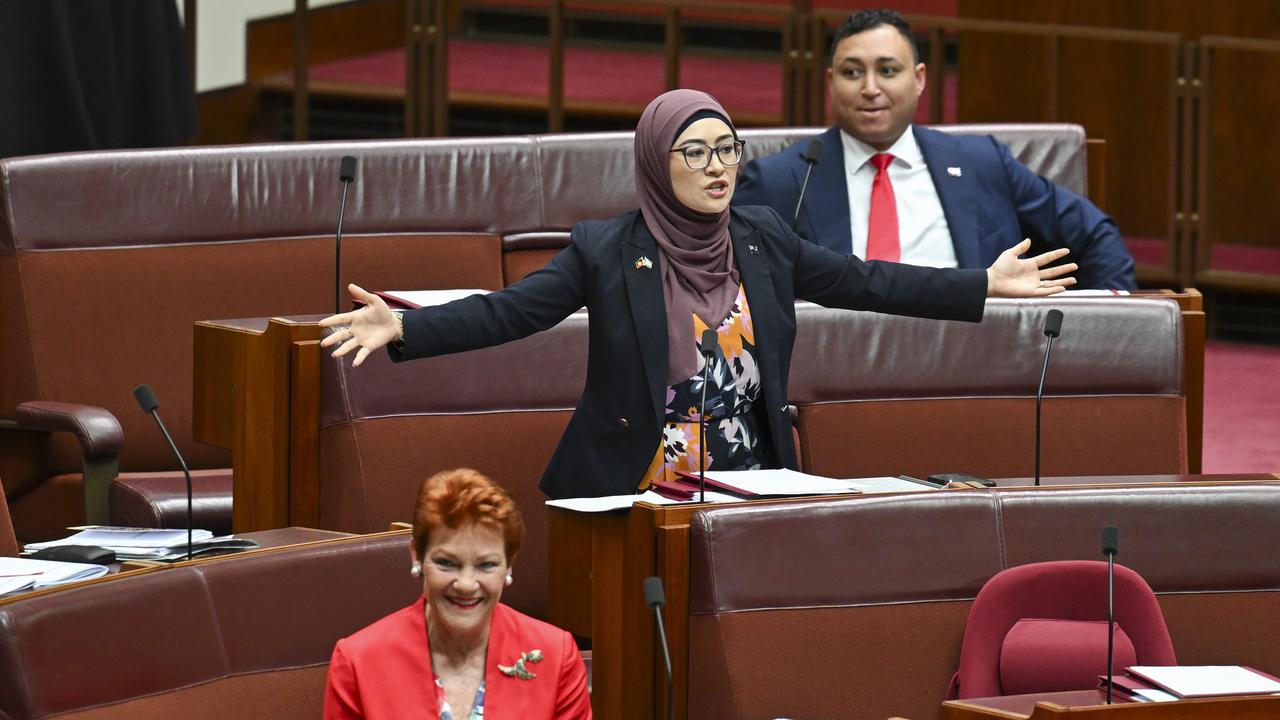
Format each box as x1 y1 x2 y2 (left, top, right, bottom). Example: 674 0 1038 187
1177 42 1199 289
956 30 1056 122
548 0 565 133
1057 35 1179 255
958 0 1280 43
1197 36 1280 292
245 0 404 82
294 0 310 141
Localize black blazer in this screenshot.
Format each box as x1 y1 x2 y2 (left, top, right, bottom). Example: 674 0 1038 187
393 205 987 499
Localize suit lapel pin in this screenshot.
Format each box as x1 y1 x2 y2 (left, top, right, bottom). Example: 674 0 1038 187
499 649 544 680
747 244 760 255
635 256 653 270
947 166 962 177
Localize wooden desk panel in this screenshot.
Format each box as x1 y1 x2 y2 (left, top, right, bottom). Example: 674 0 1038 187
942 690 1280 719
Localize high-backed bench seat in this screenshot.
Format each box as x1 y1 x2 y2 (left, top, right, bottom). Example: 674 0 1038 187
686 482 1280 720
0 124 1096 541
0 531 419 720
316 296 1188 624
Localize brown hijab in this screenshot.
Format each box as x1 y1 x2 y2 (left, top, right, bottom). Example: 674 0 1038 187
635 89 741 384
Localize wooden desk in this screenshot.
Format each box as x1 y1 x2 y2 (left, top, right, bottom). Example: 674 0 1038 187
942 689 1280 718
193 316 323 532
550 476 1280 720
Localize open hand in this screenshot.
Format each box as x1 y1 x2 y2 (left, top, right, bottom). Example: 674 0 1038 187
986 239 1078 298
318 284 400 367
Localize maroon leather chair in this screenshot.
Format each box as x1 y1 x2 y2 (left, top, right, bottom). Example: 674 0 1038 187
951 560 1177 699
0 531 420 720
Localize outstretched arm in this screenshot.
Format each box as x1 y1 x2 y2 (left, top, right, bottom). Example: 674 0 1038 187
318 284 400 368
985 239 1078 298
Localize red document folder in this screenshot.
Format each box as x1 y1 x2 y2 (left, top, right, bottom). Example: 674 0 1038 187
672 471 756 497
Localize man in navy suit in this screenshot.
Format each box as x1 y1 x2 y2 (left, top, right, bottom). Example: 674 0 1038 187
734 8 1136 290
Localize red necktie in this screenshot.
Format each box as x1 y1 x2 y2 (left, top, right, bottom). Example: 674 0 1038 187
866 153 899 262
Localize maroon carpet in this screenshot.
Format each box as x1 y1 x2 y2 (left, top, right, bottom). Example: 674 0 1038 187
1202 340 1280 474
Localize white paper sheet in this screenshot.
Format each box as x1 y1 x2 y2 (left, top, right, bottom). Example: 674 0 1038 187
0 557 109 596
1128 665 1280 697
545 490 739 513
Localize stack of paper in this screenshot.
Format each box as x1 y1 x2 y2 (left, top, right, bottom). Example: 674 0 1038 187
24 527 257 561
1125 665 1280 699
0 556 109 596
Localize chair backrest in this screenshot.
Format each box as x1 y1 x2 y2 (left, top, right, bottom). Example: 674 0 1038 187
954 560 1176 699
317 312 589 620
685 482 1280 720
791 296 1187 478
0 531 420 720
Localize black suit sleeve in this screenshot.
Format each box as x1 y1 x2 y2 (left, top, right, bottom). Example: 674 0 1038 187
764 208 987 322
391 241 588 361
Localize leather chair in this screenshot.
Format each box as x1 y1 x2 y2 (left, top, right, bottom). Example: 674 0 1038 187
950 560 1177 699
0 144 508 541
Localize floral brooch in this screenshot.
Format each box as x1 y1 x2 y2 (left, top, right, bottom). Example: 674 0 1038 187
498 649 544 680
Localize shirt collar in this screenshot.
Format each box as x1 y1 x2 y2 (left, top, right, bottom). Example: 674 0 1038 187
840 125 923 173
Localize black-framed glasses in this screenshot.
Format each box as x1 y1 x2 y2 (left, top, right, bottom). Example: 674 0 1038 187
670 140 746 170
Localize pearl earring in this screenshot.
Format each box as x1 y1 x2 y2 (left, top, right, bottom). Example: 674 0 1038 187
410 563 422 578
505 574 513 586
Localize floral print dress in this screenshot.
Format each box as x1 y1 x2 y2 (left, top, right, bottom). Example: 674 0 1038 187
640 284 765 489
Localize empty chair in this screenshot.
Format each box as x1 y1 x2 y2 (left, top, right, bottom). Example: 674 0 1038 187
952 560 1177 699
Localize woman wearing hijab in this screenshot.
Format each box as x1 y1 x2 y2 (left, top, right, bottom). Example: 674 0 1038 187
319 90 1076 499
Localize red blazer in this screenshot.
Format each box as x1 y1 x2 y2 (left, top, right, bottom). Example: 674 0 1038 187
324 598 591 719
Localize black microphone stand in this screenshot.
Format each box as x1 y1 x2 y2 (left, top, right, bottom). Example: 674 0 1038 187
644 577 674 720
698 329 717 503
792 139 823 228
133 384 192 562
1103 526 1120 705
1035 309 1063 486
335 156 356 314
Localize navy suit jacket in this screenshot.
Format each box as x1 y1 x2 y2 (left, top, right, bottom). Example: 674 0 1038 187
392 205 987 499
734 125 1136 290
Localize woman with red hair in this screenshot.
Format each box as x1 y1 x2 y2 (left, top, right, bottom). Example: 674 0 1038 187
323 469 591 719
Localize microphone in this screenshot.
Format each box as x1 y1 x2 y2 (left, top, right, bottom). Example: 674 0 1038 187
132 384 193 562
792 138 823 229
1102 525 1119 704
698 328 718 503
1034 309 1064 487
644 576 674 720
335 155 357 314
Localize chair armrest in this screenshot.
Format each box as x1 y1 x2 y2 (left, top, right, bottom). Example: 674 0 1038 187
13 401 124 459
11 401 123 525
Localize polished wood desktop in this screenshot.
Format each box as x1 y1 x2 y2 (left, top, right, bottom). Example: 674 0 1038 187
941 689 1280 718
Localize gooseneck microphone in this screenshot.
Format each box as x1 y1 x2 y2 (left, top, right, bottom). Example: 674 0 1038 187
335 155 357 314
1034 309 1064 486
792 138 824 229
132 384 193 562
644 576 674 720
1102 525 1120 704
698 328 718 503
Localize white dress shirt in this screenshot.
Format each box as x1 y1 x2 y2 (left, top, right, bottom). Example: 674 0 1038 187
840 126 958 268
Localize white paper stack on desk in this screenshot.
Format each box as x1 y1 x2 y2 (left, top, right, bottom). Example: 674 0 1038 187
24 527 258 561
0 557 109 596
